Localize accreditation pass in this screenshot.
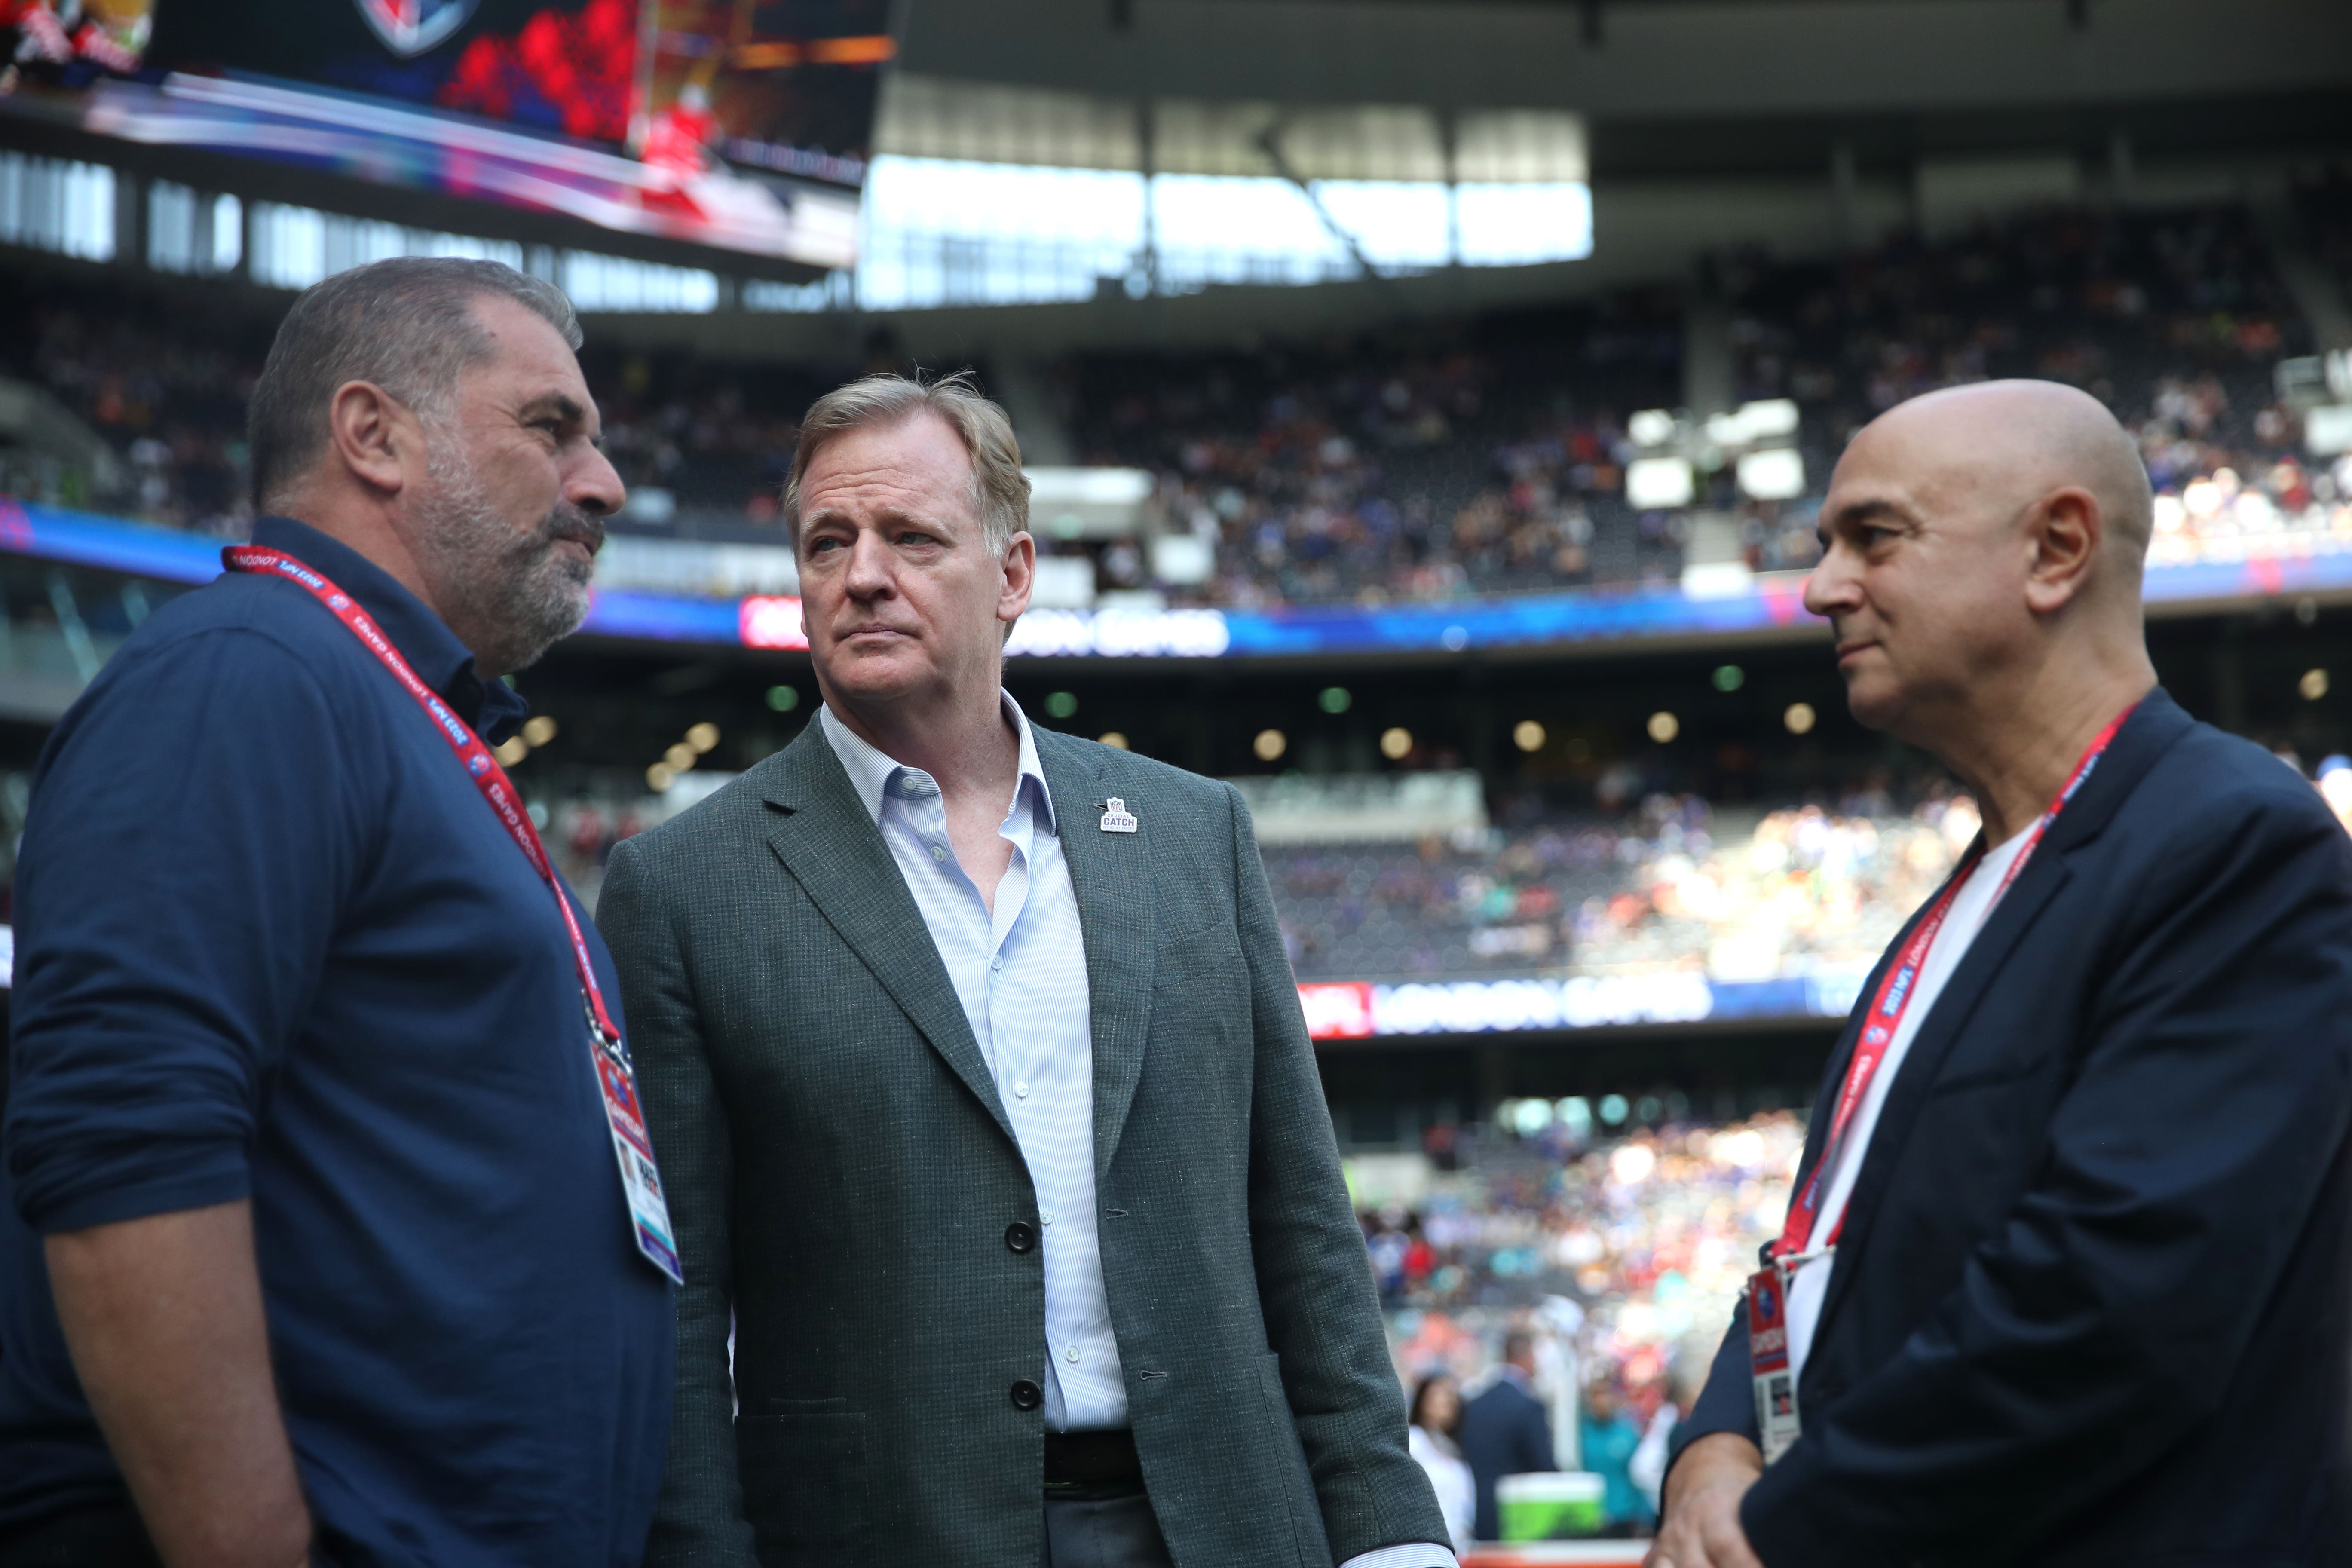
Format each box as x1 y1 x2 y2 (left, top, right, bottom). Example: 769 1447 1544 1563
1748 1264 1801 1462
591 1024 685 1285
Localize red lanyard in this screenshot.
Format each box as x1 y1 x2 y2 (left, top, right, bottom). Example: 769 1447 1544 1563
223 546 623 1049
1772 701 2138 1262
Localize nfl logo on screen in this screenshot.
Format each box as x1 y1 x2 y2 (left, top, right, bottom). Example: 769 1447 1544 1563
355 0 478 58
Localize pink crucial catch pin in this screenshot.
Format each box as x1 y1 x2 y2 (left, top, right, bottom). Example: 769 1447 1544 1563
1099 796 1139 833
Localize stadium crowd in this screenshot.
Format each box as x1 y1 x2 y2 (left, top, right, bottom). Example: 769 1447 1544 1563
1373 1108 1809 1533
5 196 2342 612
1264 789 1977 984
1730 200 2348 574
1062 293 1685 603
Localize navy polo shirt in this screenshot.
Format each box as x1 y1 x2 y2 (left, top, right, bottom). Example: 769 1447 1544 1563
0 517 673 1564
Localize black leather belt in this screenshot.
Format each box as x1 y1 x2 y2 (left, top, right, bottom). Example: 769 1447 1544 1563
1044 1428 1142 1487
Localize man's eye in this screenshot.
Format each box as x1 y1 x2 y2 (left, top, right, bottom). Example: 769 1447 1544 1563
808 537 841 554
897 531 936 547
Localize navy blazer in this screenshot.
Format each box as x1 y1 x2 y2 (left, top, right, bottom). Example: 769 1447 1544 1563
1457 1375 1555 1542
1674 689 2352 1567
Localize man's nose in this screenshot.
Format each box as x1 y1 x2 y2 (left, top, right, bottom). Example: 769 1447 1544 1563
842 528 895 597
1803 547 1856 620
568 444 626 521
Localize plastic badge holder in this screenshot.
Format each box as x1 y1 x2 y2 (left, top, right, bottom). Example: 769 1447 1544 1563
1497 1471 1607 1541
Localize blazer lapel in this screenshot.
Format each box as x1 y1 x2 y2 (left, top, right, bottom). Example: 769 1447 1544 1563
1808 689 2196 1347
760 727 1016 1147
1807 851 2074 1345
1035 732 1157 1183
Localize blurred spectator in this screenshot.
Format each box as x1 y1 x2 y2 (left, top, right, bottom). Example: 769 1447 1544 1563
1407 1375 1475 1555
1576 1380 1651 1536
1626 1344 1707 1520
1457 1330 1556 1541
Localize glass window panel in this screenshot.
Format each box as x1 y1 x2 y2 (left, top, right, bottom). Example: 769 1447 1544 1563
1455 182 1594 266
1312 181 1450 269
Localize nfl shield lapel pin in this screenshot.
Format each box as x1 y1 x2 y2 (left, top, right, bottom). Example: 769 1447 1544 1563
1099 797 1139 833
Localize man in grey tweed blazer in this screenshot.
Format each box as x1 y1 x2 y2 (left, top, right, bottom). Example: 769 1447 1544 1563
597 373 1452 1568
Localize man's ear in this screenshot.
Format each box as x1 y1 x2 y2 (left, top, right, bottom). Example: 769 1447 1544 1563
2023 485 2102 615
325 380 416 499
997 530 1037 625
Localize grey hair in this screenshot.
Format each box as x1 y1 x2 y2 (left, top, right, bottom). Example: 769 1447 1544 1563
248 255 582 512
783 370 1029 554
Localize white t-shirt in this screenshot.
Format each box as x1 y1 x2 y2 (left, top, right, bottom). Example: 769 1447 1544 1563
1785 823 2036 1384
1408 1424 1476 1555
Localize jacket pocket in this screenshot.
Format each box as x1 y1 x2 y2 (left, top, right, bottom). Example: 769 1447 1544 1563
737 1405 869 1564
1155 915 1246 990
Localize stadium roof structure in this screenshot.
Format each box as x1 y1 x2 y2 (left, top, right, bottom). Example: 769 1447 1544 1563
878 75 1586 183
894 0 2352 178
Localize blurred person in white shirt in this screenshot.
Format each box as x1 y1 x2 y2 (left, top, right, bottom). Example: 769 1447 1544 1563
1408 1376 1475 1554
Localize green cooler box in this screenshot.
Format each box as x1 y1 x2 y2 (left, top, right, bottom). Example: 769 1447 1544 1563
1496 1471 1607 1541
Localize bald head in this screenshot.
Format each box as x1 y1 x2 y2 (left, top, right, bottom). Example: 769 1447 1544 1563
1804 378 2159 747
1859 379 2154 570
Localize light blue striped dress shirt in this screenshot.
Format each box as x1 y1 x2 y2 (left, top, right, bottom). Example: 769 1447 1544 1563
820 695 1125 1432
821 698 1460 1568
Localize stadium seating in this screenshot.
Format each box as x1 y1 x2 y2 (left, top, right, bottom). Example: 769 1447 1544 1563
1266 791 1975 985
527 773 1976 995
5 197 2335 606
1063 293 1685 603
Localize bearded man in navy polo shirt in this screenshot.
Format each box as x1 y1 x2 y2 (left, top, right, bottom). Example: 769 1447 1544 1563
0 257 675 1567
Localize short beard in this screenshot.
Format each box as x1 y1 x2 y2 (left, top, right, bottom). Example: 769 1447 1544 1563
413 428 603 678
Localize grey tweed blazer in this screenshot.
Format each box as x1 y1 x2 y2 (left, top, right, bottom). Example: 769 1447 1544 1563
597 720 1448 1568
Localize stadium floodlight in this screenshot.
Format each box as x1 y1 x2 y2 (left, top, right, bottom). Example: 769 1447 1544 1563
1738 399 1801 441
1705 399 1800 449
1025 467 1156 540
1626 456 1696 511
1150 534 1213 585
1628 409 1677 448
1030 557 1099 609
2306 405 2352 457
1736 447 1806 502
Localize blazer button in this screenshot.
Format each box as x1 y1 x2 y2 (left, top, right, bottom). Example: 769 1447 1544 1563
1009 1379 1043 1411
1004 1221 1038 1254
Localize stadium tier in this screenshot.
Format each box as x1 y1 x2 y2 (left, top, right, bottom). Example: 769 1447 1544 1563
4 195 2348 670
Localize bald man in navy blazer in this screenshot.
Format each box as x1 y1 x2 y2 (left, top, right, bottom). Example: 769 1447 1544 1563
1657 382 2352 1568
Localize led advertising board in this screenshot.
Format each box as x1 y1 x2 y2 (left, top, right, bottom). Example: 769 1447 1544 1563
12 499 2352 662
0 0 885 268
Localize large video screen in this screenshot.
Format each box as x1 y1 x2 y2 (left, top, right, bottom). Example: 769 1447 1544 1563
0 0 886 269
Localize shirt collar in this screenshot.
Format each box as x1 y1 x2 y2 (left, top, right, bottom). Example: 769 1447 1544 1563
250 516 529 743
818 691 1056 835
